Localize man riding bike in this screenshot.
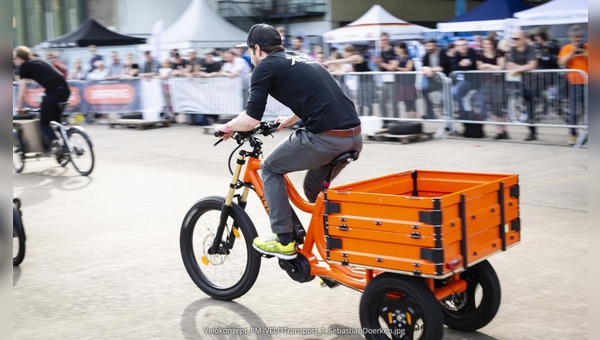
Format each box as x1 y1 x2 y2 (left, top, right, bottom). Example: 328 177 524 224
14 46 71 153
215 24 362 260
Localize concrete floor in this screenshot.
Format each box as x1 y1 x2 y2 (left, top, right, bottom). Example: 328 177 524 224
13 122 587 339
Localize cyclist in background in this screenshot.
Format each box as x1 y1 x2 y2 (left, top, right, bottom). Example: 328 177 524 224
14 45 71 153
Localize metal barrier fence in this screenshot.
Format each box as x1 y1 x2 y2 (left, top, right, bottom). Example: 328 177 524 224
446 69 587 147
14 69 588 147
332 71 451 122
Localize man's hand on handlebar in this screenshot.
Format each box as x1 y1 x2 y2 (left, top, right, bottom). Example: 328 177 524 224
214 124 234 141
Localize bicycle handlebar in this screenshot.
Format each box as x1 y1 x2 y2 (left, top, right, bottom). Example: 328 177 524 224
17 108 41 113
213 121 280 139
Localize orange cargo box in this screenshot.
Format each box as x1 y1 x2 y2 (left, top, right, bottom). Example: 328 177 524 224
323 169 520 279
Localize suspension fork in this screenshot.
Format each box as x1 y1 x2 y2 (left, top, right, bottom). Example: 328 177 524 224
208 153 248 254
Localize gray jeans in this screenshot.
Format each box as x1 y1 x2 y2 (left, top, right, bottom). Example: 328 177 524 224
260 129 363 234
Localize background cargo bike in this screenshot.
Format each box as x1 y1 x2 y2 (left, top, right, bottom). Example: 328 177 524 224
179 122 521 339
12 105 95 176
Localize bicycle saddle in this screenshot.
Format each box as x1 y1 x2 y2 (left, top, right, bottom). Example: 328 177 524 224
329 151 359 167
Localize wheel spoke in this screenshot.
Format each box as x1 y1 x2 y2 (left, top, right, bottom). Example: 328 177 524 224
180 198 260 300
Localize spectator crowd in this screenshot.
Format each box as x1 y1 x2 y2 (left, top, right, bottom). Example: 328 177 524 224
13 26 587 144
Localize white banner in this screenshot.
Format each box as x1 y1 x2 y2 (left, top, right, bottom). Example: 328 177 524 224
140 77 166 121
167 77 293 120
168 77 243 115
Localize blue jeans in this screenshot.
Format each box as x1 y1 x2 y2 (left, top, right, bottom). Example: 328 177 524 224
452 80 472 118
568 84 585 137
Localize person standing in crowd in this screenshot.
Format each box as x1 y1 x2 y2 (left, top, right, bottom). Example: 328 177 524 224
219 50 242 78
451 38 478 120
185 49 202 77
420 39 452 119
106 51 125 79
235 47 253 69
46 52 68 77
138 51 160 78
558 25 588 145
325 51 352 97
233 48 253 103
122 52 139 78
276 26 288 49
393 42 417 118
170 52 188 77
214 24 362 259
324 44 377 116
14 46 71 153
68 57 88 80
88 45 103 72
477 36 507 139
506 30 538 141
199 51 222 77
291 36 309 54
533 32 561 119
218 50 246 104
309 44 323 59
376 32 398 118
87 60 109 80
534 32 559 69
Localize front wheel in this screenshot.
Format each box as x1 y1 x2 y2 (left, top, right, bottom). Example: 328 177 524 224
66 128 94 176
180 196 261 300
440 260 501 332
360 273 444 340
13 206 26 266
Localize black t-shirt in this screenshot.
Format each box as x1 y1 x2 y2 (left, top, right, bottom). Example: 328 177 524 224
19 58 68 90
245 51 360 134
202 62 221 73
379 47 396 71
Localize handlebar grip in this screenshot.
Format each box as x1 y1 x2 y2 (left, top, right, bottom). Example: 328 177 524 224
214 131 225 137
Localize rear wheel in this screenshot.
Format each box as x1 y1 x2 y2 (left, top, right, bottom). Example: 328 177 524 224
440 260 501 332
13 206 26 266
66 128 94 176
360 273 444 339
180 196 261 300
13 130 25 173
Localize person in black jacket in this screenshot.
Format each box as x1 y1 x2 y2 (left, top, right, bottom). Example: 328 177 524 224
420 39 452 119
14 45 71 152
214 24 362 260
451 38 478 119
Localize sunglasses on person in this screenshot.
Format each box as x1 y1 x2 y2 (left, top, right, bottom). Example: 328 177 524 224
511 37 521 41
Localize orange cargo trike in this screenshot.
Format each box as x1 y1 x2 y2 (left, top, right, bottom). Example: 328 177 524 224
180 122 521 339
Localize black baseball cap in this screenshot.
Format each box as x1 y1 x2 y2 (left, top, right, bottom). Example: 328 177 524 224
236 23 282 48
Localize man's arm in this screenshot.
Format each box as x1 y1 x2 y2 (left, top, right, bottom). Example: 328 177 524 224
214 111 261 140
219 64 241 78
274 113 300 131
16 78 27 111
507 60 538 74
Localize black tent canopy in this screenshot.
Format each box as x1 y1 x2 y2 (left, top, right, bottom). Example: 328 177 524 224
43 18 146 48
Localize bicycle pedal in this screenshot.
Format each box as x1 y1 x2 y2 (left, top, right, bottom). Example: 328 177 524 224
319 277 341 288
259 253 275 259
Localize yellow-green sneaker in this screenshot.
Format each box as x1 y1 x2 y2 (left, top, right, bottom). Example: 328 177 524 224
253 235 297 260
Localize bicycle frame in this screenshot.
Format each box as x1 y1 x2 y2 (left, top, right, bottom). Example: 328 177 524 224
217 147 467 300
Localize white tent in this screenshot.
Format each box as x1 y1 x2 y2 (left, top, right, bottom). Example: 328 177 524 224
514 0 588 26
436 19 509 32
322 5 427 43
159 0 248 49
